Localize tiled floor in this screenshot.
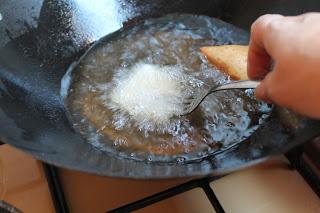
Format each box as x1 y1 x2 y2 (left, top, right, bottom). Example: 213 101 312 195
58 168 190 212
58 157 320 213
0 145 55 213
1 144 320 213
211 158 320 213
135 188 215 213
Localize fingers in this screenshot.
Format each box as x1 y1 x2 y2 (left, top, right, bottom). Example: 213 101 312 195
254 72 275 104
254 68 283 105
248 14 283 80
248 12 320 118
254 81 271 103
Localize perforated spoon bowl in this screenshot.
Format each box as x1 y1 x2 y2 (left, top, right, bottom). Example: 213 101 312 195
181 80 260 115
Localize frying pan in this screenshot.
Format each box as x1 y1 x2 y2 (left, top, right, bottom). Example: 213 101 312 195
0 0 320 179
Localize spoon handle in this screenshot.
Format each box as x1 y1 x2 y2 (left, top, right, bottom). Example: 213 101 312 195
212 80 260 92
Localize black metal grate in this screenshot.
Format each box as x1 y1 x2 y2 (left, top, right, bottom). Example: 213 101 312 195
286 146 320 197
42 164 70 213
0 140 312 213
1 142 320 212
108 177 224 213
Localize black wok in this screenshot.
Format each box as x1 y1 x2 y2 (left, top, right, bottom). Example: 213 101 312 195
0 0 320 178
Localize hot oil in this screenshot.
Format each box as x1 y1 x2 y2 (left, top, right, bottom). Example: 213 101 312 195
65 16 272 163
104 63 203 133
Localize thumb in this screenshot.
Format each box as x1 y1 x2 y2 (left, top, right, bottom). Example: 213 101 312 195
254 71 276 103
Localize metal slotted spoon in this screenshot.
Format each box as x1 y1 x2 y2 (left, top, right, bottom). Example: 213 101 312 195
181 80 260 115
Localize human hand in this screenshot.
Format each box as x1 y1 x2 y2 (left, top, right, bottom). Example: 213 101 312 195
248 13 320 119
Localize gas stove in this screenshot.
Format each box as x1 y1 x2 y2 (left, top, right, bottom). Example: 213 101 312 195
0 141 320 213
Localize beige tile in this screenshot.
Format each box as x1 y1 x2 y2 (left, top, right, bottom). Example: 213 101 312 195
210 156 320 213
1 148 42 194
0 145 55 213
58 168 190 212
135 188 215 213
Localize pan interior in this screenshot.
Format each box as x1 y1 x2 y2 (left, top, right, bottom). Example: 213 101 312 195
63 15 272 163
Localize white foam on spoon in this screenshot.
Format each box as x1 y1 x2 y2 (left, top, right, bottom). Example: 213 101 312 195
105 63 201 132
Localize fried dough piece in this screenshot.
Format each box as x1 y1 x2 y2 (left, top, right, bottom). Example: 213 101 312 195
200 45 249 80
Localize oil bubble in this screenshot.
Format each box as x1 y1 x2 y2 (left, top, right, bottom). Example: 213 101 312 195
103 63 203 133
175 157 186 163
64 15 272 163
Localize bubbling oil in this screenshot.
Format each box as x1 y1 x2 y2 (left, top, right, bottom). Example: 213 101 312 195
64 15 272 162
103 63 203 133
